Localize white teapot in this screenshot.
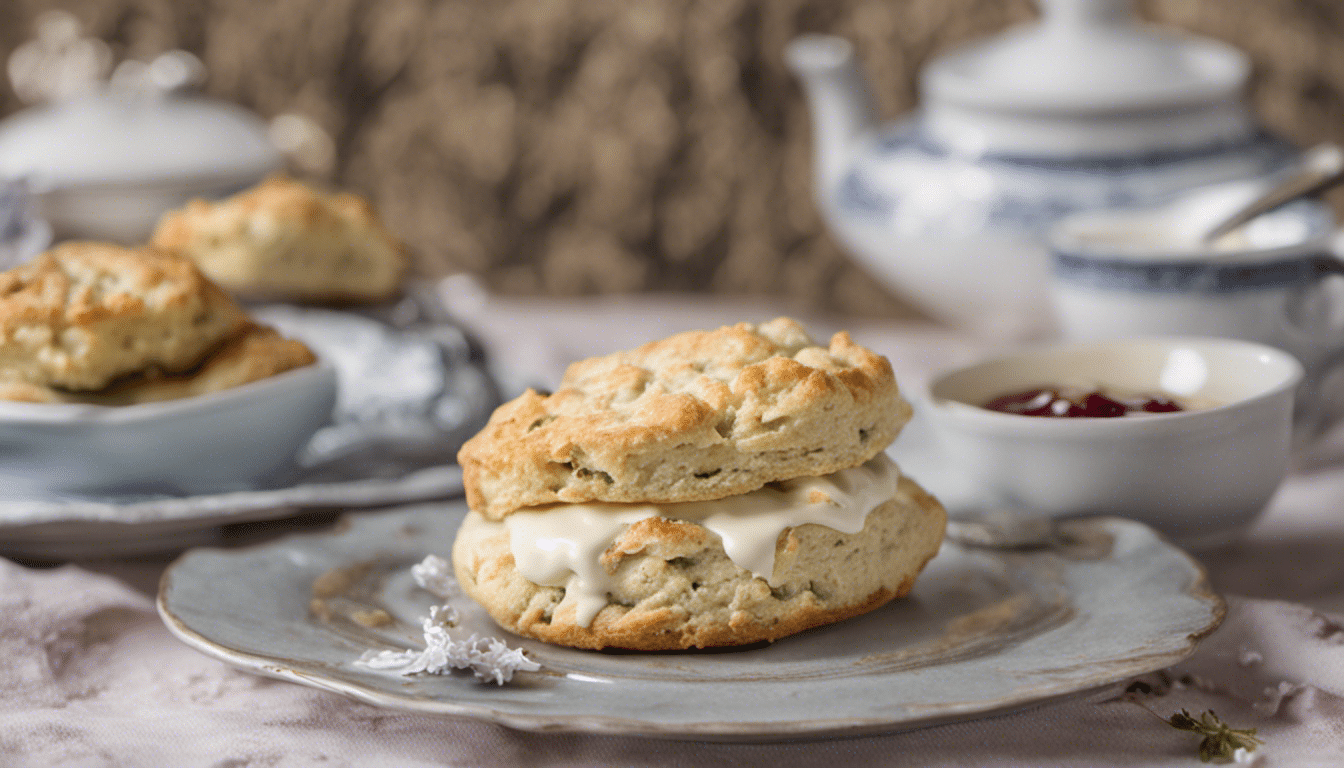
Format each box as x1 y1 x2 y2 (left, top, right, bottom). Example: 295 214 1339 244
787 0 1297 339
0 13 284 244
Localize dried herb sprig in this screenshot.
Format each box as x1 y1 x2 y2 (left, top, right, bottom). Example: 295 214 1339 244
1167 709 1263 764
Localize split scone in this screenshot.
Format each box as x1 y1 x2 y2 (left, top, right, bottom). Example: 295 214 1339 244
150 174 407 303
0 242 317 404
453 318 946 651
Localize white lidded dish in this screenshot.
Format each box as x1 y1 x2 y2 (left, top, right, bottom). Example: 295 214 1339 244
0 52 283 244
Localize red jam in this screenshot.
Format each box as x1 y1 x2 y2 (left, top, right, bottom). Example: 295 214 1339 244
983 387 1184 418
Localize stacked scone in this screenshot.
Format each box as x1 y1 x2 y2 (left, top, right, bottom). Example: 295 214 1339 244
0 241 316 404
453 318 946 651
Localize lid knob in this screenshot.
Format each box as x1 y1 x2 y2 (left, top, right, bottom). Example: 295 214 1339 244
6 11 112 105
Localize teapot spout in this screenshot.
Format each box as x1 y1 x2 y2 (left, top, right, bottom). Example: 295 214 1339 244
785 35 878 197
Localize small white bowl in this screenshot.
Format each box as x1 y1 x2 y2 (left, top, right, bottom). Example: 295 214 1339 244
0 362 337 498
923 337 1302 549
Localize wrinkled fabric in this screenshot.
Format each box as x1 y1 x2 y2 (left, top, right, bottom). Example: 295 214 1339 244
3 557 1344 767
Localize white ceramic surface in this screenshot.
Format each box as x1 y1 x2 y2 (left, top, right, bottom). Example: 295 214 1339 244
157 502 1223 741
0 93 279 188
923 337 1302 549
33 174 263 244
0 362 337 498
1050 188 1344 439
785 0 1295 339
918 0 1251 157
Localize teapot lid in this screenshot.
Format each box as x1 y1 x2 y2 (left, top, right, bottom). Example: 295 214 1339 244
921 0 1249 115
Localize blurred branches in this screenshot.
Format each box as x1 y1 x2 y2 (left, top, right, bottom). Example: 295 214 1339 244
0 0 1340 316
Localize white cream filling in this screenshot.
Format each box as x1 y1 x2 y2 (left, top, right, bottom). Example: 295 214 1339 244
465 453 901 628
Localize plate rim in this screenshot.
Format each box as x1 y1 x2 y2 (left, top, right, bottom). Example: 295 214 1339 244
0 466 465 559
156 506 1226 742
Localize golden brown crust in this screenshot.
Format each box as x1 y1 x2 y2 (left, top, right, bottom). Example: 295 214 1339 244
0 324 317 405
151 174 407 303
458 318 911 520
0 242 250 391
452 474 946 651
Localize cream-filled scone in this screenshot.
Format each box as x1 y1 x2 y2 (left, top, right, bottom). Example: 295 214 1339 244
453 319 946 651
151 174 406 303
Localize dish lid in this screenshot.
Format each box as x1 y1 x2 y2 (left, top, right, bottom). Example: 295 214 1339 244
0 52 281 190
921 0 1249 115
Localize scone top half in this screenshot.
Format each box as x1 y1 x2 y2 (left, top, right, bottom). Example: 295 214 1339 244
458 318 912 520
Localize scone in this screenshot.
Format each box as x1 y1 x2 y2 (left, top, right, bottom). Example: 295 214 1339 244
0 242 317 403
0 324 317 405
0 241 250 391
452 318 946 651
151 174 407 303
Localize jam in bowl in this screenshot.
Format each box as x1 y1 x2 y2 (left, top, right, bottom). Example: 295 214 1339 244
983 386 1185 418
920 337 1302 549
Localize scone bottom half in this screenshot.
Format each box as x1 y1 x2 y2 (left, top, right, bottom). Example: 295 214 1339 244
452 472 947 651
458 317 914 521
451 318 946 651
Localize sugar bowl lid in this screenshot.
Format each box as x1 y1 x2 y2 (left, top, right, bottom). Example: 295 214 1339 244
921 0 1250 114
0 50 281 190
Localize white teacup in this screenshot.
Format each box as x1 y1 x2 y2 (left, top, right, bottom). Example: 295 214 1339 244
1049 193 1344 439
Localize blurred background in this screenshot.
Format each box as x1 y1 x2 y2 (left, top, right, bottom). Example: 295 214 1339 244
0 0 1341 318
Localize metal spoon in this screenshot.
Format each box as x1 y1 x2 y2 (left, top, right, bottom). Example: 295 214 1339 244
1201 143 1344 244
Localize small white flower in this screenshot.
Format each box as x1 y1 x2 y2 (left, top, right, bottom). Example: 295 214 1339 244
469 636 541 685
427 603 459 628
355 621 540 684
1233 745 1264 765
411 555 458 600
354 556 539 685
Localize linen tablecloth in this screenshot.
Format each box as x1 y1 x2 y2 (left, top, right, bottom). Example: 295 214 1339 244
4 279 1344 767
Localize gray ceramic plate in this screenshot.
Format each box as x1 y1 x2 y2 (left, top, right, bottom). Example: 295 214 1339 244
0 467 462 560
158 502 1223 741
